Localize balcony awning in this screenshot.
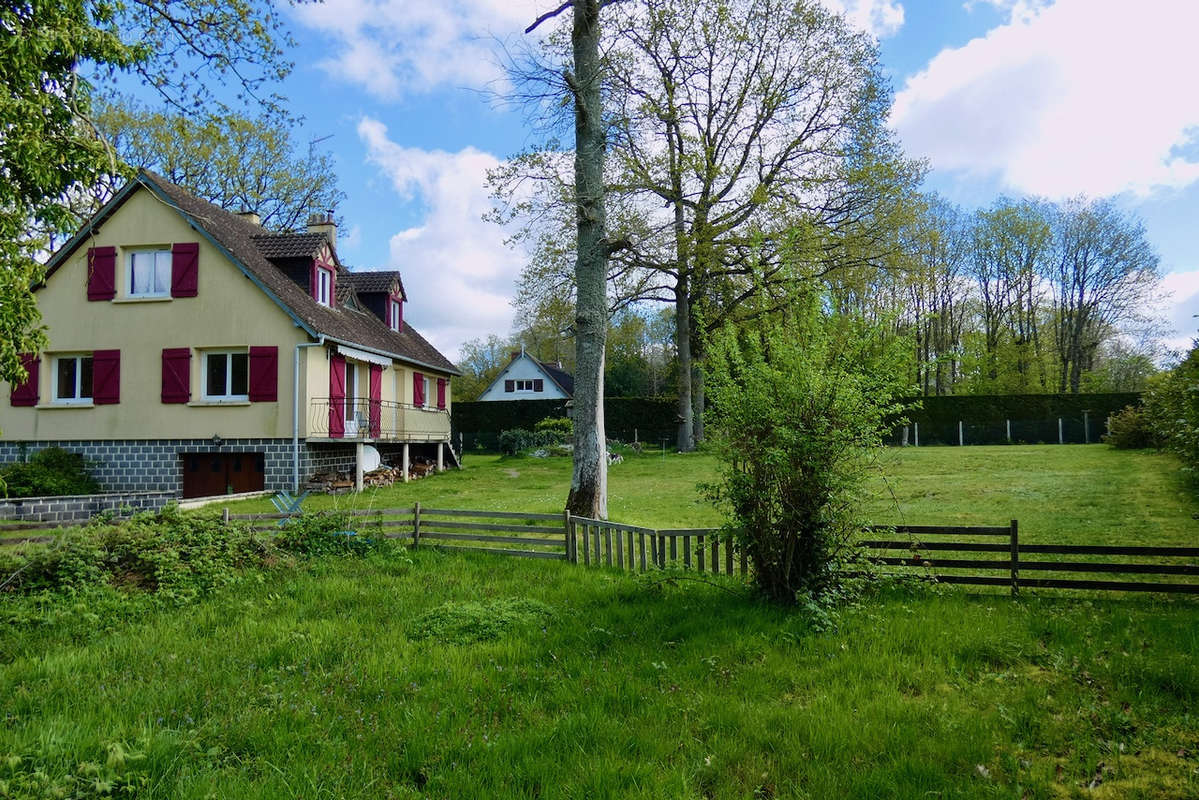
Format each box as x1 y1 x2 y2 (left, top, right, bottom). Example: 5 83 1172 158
336 344 393 367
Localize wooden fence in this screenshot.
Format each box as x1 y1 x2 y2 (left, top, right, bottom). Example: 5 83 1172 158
3 506 1197 595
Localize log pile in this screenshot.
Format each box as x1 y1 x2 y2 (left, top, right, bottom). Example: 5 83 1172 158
305 461 438 492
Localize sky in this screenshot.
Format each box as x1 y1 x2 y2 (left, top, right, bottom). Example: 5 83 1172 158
232 0 1199 360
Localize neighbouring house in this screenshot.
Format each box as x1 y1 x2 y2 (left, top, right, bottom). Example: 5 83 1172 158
477 349 574 401
0 170 460 498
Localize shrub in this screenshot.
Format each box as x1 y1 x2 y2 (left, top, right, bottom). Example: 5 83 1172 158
497 428 558 455
1142 344 1199 470
704 294 908 605
0 447 100 498
1104 405 1156 449
275 511 382 557
533 416 573 443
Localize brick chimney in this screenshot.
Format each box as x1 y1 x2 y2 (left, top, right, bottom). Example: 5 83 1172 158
307 211 337 249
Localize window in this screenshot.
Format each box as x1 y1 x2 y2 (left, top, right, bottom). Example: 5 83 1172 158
315 267 333 307
203 351 248 401
53 355 93 403
127 249 172 298
389 298 402 331
422 374 431 407
345 362 357 422
511 379 542 392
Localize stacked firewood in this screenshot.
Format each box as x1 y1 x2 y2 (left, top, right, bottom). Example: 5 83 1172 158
305 461 438 492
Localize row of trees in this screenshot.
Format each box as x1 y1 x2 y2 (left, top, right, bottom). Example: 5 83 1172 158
502 0 1165 458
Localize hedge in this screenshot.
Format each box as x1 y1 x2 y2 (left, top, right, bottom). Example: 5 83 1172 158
452 393 1142 450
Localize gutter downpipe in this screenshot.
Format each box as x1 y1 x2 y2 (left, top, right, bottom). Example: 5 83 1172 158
294 337 326 493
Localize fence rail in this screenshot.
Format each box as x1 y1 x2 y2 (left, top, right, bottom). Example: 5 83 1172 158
4 506 1197 596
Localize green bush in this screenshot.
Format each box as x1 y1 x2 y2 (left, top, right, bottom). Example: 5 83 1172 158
497 428 557 455
1104 405 1156 449
0 506 276 602
704 295 908 605
275 511 383 557
533 416 573 442
1142 345 1199 470
0 447 100 498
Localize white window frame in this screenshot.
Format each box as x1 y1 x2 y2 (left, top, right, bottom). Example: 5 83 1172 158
421 374 434 410
202 350 249 402
126 248 172 298
514 379 538 392
389 298 402 331
51 354 93 405
315 267 333 307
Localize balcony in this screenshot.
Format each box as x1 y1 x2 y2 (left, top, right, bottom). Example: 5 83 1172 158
309 397 450 442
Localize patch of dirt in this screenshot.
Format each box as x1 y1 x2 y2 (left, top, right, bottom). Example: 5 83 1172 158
504 469 520 478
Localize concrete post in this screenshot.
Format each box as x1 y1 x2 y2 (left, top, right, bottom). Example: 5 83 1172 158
1058 417 1063 445
402 442 410 483
437 442 444 472
914 422 920 447
1006 419 1011 443
958 420 964 447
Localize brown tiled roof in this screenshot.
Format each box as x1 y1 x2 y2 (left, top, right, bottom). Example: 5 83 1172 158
251 232 328 259
344 270 400 294
54 171 458 375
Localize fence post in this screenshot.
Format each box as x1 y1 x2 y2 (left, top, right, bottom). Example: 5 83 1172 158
959 421 964 446
1058 417 1063 445
1009 519 1019 597
1083 411 1090 444
1006 419 1011 443
413 501 421 547
563 509 574 563
914 422 919 447
222 507 230 526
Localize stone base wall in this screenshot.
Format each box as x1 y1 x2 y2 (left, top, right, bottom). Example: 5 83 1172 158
0 491 175 523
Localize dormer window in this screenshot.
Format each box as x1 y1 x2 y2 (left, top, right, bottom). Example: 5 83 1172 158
388 297 402 332
315 266 333 307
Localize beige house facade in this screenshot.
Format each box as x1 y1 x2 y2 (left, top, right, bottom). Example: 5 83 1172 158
0 171 459 497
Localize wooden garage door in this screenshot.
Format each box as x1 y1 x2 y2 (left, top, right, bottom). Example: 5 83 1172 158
182 453 265 498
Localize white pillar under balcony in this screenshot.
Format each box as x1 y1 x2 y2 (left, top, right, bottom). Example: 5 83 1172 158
402 443 410 483
437 442 444 472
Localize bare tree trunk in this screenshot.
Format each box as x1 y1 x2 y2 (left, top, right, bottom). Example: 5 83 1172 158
566 0 608 518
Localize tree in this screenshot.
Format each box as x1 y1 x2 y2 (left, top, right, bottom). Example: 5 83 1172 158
1048 199 1160 393
0 0 304 386
704 290 907 604
93 100 344 232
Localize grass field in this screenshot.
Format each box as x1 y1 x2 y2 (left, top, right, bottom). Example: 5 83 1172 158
2 550 1197 798
2 444 1197 798
223 444 1198 546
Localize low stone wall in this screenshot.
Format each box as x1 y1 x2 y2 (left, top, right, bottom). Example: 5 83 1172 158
0 491 176 523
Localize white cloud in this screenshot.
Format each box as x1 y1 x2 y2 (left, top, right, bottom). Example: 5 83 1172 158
822 0 905 39
892 0 1199 198
291 0 546 98
357 117 523 358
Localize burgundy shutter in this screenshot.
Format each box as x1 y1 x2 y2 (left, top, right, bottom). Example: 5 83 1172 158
87 246 117 301
10 352 39 406
171 242 199 297
92 349 120 404
504 379 514 393
437 378 447 409
413 371 425 407
248 346 278 402
534 378 544 392
329 354 346 438
369 365 383 437
161 348 191 403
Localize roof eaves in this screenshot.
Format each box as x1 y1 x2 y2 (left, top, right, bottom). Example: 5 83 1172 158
532 356 573 396
322 335 463 376
139 177 319 339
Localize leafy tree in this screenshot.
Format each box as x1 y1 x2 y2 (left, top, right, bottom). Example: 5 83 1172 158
93 100 345 232
704 290 908 604
0 0 305 386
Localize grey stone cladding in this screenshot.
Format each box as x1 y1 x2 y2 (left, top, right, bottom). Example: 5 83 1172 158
0 439 362 495
0 491 174 523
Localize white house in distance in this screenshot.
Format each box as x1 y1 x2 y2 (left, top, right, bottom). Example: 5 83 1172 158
478 349 574 401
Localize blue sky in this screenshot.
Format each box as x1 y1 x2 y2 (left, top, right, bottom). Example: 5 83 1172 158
201 0 1199 359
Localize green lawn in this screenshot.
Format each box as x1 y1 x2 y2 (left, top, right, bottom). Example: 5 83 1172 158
2 444 1197 798
2 551 1196 799
225 445 1198 545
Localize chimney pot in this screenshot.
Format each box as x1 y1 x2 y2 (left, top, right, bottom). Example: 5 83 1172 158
307 212 337 249
237 209 261 226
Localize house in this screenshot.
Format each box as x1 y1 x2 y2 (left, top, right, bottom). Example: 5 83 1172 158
0 170 460 498
477 349 574 401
